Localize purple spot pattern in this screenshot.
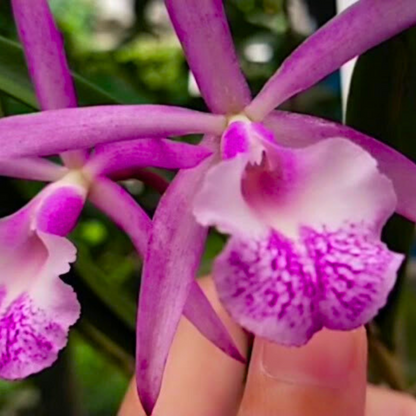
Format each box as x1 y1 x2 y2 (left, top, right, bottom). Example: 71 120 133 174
214 223 402 346
0 287 66 380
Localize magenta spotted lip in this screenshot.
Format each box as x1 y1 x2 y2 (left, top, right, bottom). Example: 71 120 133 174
195 121 403 346
214 225 402 346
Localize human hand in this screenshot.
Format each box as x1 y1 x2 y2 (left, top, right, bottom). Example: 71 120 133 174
119 278 416 416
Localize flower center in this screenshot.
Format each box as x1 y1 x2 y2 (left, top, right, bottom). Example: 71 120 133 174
61 168 93 192
221 118 275 165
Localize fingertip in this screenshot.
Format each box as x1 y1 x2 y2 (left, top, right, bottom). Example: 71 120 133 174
261 328 366 387
118 380 145 416
119 277 250 416
239 328 367 416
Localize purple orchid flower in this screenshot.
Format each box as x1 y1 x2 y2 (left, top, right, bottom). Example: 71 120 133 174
0 0 243 381
0 1 416 414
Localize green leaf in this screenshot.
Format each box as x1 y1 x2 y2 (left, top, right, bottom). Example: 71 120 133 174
75 243 137 331
65 267 136 369
0 36 119 108
347 29 416 353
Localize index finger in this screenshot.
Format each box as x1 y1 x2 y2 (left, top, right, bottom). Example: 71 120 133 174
239 328 367 416
118 278 249 416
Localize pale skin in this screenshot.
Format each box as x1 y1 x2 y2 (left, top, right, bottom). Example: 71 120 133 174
119 278 416 416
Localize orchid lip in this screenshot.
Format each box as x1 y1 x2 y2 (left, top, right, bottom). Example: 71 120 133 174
195 135 401 346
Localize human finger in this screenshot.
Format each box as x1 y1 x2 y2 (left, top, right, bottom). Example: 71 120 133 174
238 328 367 416
118 278 250 416
366 384 416 416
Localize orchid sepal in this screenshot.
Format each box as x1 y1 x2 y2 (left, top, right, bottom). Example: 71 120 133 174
86 139 213 178
166 0 251 114
11 0 87 167
247 0 416 119
0 157 67 182
90 176 245 388
0 106 226 158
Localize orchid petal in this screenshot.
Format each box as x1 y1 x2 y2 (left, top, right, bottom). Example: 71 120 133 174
183 282 245 363
0 157 66 182
136 136 218 415
214 227 403 346
0 106 225 158
89 177 244 373
87 139 212 177
11 0 77 110
166 0 251 114
0 183 85 379
89 177 151 259
264 111 416 222
11 0 87 167
247 0 416 120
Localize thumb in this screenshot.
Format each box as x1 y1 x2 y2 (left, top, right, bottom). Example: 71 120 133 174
238 328 367 416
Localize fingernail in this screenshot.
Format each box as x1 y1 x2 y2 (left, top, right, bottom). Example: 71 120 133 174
261 329 361 388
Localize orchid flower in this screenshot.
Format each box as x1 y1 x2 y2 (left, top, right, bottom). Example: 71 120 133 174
0 0 244 381
0 1 416 414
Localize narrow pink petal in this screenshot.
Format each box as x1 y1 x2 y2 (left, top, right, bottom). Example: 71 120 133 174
183 282 245 363
0 106 225 158
166 0 251 114
11 0 76 110
136 136 218 415
264 111 416 222
87 139 212 177
214 226 403 346
11 0 87 167
89 177 151 258
0 157 66 181
247 0 416 120
90 177 244 374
